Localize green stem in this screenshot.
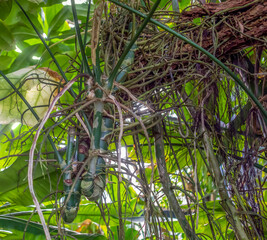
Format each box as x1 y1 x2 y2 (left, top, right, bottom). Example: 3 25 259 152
83 1 91 46
16 1 93 134
15 1 68 84
94 47 102 87
62 127 81 223
71 0 92 76
152 122 200 240
81 116 113 201
202 129 249 240
172 0 179 12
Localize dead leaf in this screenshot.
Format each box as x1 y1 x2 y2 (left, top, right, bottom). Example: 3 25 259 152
91 1 104 66
238 20 244 37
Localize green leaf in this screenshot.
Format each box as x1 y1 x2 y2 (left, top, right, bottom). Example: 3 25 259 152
72 200 140 226
0 216 106 239
110 225 140 240
0 0 12 20
67 4 95 21
0 66 62 126
40 0 65 7
179 0 191 11
0 20 15 51
40 50 77 73
106 171 138 202
47 6 71 38
8 44 42 73
0 155 63 205
10 23 39 43
10 199 141 227
0 124 14 162
125 228 139 240
41 0 66 7
0 56 13 71
27 0 43 4
5 1 43 27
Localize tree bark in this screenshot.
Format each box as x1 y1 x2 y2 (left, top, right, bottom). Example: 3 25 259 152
180 0 267 56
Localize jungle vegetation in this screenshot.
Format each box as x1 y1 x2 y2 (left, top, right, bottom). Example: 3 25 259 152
0 0 266 239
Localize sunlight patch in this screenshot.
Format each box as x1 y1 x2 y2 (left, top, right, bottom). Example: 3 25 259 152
42 33 47 39
11 122 20 130
63 0 88 5
15 46 22 53
32 56 41 60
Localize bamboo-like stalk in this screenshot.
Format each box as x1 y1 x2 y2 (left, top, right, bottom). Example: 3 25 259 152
152 121 201 240
81 116 113 201
62 127 81 223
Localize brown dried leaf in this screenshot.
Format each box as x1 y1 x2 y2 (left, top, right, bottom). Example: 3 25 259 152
91 1 104 66
238 20 244 37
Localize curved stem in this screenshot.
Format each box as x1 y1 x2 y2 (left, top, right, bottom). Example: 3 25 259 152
28 74 88 239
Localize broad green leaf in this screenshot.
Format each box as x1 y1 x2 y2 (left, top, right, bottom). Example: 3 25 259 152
44 3 63 27
125 228 139 240
8 44 42 73
46 6 71 38
179 0 191 11
27 0 43 4
168 147 190 172
4 2 41 27
19 10 43 35
110 225 140 240
40 50 77 74
0 155 63 205
50 28 76 40
1 50 19 72
0 20 15 51
72 200 141 226
67 4 96 21
3 3 21 25
0 123 14 164
0 67 32 97
11 199 141 227
0 123 43 160
0 216 106 239
0 56 13 71
10 23 39 43
40 0 65 7
0 0 12 20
